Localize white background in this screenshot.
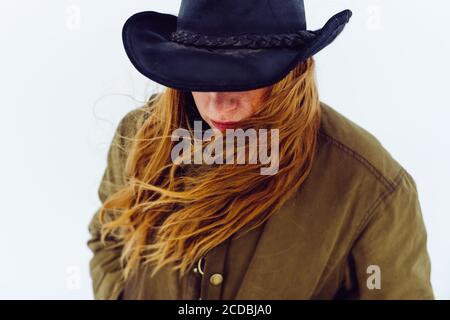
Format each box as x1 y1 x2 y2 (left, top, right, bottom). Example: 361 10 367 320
0 0 448 299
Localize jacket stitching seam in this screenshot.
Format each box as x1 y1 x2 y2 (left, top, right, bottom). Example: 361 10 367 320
337 168 405 294
354 167 405 238
318 130 396 192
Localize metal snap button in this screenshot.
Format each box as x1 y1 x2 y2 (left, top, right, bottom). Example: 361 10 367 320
209 273 223 286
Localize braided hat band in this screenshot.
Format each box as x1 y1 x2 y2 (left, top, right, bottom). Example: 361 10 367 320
170 29 320 49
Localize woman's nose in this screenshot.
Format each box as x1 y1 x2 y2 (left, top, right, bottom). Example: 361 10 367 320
209 92 238 110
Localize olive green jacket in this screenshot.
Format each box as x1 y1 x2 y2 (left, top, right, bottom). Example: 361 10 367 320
87 99 434 300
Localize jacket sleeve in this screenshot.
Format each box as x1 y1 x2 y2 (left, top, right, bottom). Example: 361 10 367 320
87 106 147 300
343 168 434 299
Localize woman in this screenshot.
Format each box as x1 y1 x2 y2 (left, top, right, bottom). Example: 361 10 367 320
87 0 434 299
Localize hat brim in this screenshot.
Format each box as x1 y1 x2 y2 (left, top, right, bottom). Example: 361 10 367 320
122 9 352 92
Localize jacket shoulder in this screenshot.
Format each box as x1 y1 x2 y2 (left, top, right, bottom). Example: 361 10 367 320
114 93 159 143
118 95 158 133
318 101 404 190
100 94 159 191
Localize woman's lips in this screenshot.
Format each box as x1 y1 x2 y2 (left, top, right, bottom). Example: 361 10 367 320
210 119 240 130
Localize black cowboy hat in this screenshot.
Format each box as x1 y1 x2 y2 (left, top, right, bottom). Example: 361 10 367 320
122 0 352 92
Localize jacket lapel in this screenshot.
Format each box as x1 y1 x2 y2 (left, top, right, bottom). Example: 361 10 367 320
233 194 325 299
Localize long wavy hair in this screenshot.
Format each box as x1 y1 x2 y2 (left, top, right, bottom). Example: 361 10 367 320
99 57 322 281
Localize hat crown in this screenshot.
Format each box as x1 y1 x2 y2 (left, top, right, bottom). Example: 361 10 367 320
177 0 307 36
